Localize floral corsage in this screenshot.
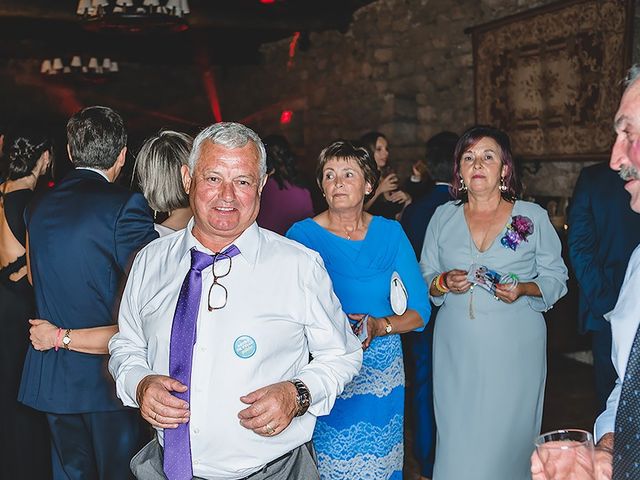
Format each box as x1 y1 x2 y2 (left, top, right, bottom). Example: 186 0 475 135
500 215 534 251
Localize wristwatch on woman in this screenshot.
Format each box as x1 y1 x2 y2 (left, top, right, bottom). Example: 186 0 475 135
62 329 72 350
289 379 311 417
383 316 393 334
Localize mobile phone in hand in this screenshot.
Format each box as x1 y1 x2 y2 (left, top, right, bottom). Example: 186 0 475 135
351 315 369 343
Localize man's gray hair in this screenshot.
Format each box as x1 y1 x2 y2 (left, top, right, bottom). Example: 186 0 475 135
624 64 640 91
188 122 267 179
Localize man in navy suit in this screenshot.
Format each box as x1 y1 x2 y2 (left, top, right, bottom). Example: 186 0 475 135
568 161 640 415
400 131 457 480
19 106 158 479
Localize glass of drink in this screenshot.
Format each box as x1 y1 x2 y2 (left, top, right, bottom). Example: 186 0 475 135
534 429 595 480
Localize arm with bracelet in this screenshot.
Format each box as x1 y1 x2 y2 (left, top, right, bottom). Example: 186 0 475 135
29 319 118 355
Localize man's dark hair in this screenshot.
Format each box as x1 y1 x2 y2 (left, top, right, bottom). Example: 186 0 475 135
66 106 127 169
425 131 459 183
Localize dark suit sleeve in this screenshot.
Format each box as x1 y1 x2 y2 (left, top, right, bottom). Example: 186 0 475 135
114 192 159 272
567 169 617 317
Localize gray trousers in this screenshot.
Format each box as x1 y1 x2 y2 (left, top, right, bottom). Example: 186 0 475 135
130 437 319 480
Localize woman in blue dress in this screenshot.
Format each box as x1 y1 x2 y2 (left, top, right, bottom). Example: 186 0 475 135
287 140 430 479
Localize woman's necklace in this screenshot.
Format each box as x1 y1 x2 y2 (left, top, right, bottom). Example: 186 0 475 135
467 197 502 319
336 217 363 240
344 227 353 240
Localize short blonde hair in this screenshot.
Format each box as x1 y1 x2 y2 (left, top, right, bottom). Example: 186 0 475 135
134 130 193 212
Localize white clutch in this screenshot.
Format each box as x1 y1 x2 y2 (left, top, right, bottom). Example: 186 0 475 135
390 271 408 315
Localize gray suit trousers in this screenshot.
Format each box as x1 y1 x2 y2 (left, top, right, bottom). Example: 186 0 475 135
130 436 319 480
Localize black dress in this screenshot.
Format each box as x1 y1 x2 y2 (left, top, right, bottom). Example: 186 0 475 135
0 188 51 479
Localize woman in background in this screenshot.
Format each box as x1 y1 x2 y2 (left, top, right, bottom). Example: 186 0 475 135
0 125 52 478
134 129 193 236
360 131 411 220
420 125 567 479
256 134 314 235
287 140 429 479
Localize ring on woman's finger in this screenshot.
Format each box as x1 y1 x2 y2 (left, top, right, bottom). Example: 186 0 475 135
265 423 275 435
151 411 158 421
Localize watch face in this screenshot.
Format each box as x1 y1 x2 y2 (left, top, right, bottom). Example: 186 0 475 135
63 336 71 345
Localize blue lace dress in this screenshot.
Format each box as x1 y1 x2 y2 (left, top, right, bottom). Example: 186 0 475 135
287 216 430 479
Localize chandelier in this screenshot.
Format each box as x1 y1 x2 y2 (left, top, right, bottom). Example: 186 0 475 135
76 0 190 33
41 56 119 84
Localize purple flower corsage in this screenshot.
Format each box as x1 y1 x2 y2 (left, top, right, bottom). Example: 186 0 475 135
500 215 534 251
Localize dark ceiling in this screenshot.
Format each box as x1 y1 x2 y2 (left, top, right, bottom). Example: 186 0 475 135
0 0 375 64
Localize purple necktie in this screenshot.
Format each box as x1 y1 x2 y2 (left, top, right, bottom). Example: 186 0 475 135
163 245 240 480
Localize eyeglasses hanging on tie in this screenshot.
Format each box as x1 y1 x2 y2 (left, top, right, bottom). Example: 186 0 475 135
208 252 232 311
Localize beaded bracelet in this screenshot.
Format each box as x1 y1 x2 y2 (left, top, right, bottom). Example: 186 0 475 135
54 327 63 352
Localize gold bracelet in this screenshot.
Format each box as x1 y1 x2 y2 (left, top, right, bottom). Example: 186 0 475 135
433 274 449 294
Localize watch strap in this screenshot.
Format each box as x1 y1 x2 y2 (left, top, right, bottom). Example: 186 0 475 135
62 329 72 350
289 378 311 417
383 316 392 334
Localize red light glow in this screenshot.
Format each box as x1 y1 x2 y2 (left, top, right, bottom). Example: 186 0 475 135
260 0 276 4
280 110 293 124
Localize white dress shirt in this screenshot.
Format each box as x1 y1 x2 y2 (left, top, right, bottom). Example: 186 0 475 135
109 220 362 479
595 245 640 441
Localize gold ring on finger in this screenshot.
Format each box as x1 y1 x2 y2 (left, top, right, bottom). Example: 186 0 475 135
265 423 275 435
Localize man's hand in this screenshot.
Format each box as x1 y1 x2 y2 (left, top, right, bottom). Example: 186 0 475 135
594 433 613 480
136 374 190 429
531 450 548 480
531 433 613 480
238 381 298 437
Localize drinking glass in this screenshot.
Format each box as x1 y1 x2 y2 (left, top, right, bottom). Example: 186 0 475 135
534 429 595 480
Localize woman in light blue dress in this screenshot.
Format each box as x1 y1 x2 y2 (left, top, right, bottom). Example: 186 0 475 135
287 140 430 480
420 126 568 480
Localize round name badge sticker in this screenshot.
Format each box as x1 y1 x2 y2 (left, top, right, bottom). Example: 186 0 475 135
233 335 257 359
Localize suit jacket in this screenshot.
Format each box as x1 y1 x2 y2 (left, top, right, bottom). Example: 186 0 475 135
19 168 158 413
568 162 640 334
400 183 452 259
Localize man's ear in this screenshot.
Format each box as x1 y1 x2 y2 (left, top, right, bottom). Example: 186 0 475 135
116 146 127 168
181 164 192 194
258 174 268 195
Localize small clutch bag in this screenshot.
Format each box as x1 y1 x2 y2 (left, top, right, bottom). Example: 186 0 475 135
390 271 408 315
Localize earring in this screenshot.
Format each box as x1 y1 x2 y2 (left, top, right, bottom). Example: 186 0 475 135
499 176 507 192
459 177 467 192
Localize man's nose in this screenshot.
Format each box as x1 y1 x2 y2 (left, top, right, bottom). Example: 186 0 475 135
220 181 235 200
610 138 626 171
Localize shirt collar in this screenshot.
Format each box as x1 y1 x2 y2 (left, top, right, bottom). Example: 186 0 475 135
75 167 110 182
177 218 261 266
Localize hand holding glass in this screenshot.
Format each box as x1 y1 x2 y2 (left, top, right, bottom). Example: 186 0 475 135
534 429 595 480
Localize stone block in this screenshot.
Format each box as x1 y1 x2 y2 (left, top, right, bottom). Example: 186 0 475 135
395 96 416 119
374 48 393 63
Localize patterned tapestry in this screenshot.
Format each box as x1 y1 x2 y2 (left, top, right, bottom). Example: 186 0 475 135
471 0 633 160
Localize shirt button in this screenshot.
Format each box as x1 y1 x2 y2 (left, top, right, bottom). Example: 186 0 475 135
194 459 199 465
200 347 207 352
193 428 200 434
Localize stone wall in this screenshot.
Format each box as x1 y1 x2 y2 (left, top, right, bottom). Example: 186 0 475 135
217 0 640 199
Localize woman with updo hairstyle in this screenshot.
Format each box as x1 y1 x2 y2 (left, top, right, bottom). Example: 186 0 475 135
0 125 52 478
360 131 412 220
256 134 314 235
134 129 193 236
287 140 429 479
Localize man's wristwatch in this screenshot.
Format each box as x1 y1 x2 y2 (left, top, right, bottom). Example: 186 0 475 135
289 379 311 417
62 329 72 350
